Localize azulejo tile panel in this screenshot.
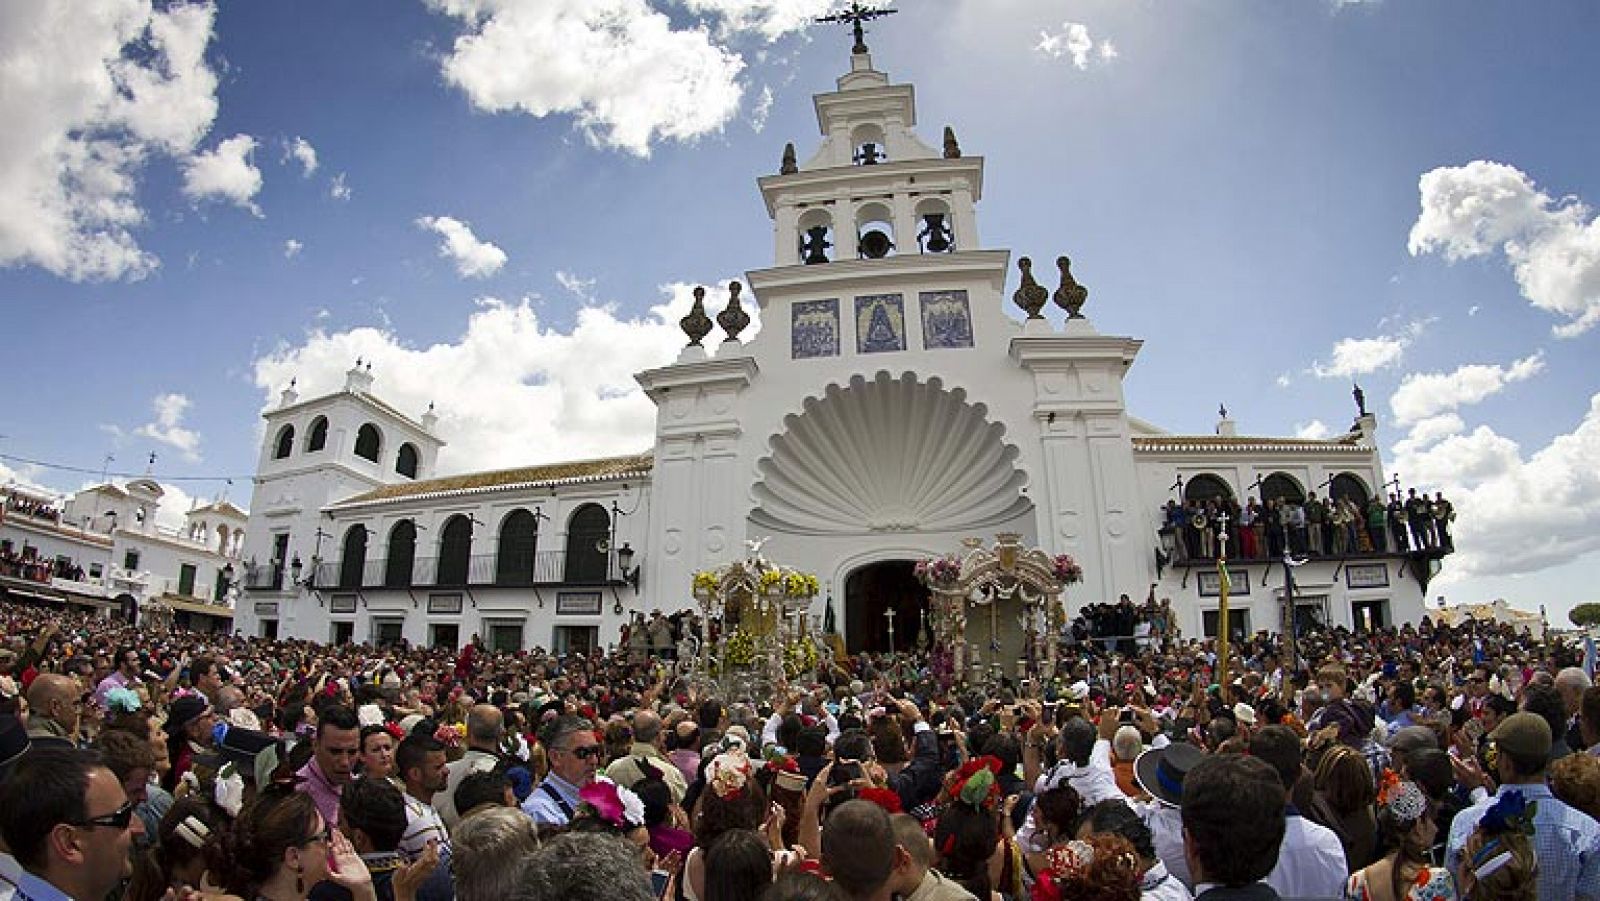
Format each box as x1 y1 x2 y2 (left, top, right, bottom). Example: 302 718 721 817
855 293 906 354
920 289 974 349
791 298 840 359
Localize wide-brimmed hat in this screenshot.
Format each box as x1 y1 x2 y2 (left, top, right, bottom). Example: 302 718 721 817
1134 741 1204 807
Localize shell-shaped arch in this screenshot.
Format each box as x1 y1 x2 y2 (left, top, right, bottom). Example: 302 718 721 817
750 371 1031 535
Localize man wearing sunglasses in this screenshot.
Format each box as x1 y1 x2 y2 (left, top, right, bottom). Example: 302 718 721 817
0 747 144 901
523 715 601 826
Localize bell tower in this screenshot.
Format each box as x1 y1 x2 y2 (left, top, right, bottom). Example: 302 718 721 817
759 10 982 268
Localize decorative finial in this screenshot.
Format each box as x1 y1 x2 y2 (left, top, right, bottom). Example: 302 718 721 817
780 142 798 175
1013 257 1048 320
680 286 713 347
1219 403 1229 419
426 402 434 413
289 377 297 389
815 2 897 55
365 361 372 372
943 126 961 159
355 356 363 368
1053 256 1089 319
1352 382 1367 417
717 281 751 342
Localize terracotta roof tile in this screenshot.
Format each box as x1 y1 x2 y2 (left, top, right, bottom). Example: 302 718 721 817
330 452 654 509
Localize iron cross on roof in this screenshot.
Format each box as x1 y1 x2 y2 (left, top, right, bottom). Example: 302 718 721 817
816 1 898 55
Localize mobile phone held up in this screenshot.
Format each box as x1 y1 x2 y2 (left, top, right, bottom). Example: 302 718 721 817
650 870 670 898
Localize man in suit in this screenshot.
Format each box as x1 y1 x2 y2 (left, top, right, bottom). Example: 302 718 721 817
1181 753 1285 900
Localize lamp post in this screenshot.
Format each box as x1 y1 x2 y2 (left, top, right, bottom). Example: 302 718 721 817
885 607 897 654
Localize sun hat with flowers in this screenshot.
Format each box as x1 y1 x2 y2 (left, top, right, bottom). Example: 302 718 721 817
708 747 754 800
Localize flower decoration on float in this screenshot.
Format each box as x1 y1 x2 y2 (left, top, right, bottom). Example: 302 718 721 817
784 637 818 677
692 570 720 597
914 555 962 587
433 722 465 749
1052 554 1084 585
726 629 758 667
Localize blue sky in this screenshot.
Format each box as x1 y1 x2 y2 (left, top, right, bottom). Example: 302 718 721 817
3 0 1598 622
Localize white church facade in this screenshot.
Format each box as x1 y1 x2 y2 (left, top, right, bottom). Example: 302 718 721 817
236 47 1435 654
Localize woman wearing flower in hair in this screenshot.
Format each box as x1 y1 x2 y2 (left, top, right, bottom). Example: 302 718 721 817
1454 792 1537 901
1345 772 1456 901
683 747 796 901
1030 834 1142 901
569 776 651 857
934 756 1024 901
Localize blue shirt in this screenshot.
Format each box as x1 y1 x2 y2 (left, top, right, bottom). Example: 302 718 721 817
1445 783 1600 901
520 771 583 825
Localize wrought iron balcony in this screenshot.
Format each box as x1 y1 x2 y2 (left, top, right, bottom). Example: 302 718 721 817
317 550 611 590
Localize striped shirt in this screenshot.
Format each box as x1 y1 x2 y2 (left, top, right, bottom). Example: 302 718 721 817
401 792 450 857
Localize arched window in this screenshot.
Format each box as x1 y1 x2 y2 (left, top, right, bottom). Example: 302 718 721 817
354 424 382 463
1262 473 1306 505
851 123 888 165
396 443 420 479
496 509 539 586
1330 473 1371 508
273 425 295 460
437 515 473 586
563 504 610 584
216 525 229 555
1184 474 1234 505
384 520 416 588
338 526 368 589
307 416 329 453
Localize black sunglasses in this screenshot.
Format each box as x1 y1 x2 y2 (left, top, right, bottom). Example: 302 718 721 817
75 801 136 831
561 745 605 760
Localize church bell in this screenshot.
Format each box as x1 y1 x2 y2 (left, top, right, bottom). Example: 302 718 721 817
859 229 894 259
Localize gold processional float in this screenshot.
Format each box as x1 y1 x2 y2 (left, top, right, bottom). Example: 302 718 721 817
687 533 1082 695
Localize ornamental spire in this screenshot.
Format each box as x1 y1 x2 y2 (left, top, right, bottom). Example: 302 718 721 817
815 2 898 55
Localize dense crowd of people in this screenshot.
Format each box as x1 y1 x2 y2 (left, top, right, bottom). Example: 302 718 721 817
0 543 86 584
1 595 1597 901
2 492 61 523
1161 488 1456 564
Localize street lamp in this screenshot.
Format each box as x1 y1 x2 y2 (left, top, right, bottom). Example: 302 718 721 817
615 542 640 592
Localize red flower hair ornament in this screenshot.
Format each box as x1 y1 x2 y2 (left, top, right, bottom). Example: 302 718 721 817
857 787 903 814
946 756 1004 810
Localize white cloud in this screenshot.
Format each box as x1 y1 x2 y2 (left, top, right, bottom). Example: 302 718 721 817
1294 420 1332 440
1388 352 1545 426
285 136 318 176
416 215 508 279
1035 21 1117 70
284 239 304 259
0 1 220 281
1309 318 1430 379
555 270 597 298
251 283 761 474
1392 393 1600 581
424 0 746 157
1275 373 1292 388
329 172 351 201
750 84 774 133
133 392 202 462
678 0 836 41
1408 160 1600 336
182 134 264 215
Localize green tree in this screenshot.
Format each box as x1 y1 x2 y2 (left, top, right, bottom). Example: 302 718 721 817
1569 603 1600 628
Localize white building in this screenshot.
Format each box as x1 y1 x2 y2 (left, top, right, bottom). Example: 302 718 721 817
236 45 1440 654
2 478 245 630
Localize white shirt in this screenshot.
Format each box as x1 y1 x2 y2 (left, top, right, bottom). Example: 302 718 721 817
1264 813 1347 901
1137 800 1192 890
1021 739 1129 851
400 792 450 857
1140 860 1194 901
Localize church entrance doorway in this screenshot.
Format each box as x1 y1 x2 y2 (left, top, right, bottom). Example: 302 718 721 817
845 560 929 654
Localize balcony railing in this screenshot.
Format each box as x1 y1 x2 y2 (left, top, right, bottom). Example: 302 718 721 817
312 550 611 590
243 564 286 591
